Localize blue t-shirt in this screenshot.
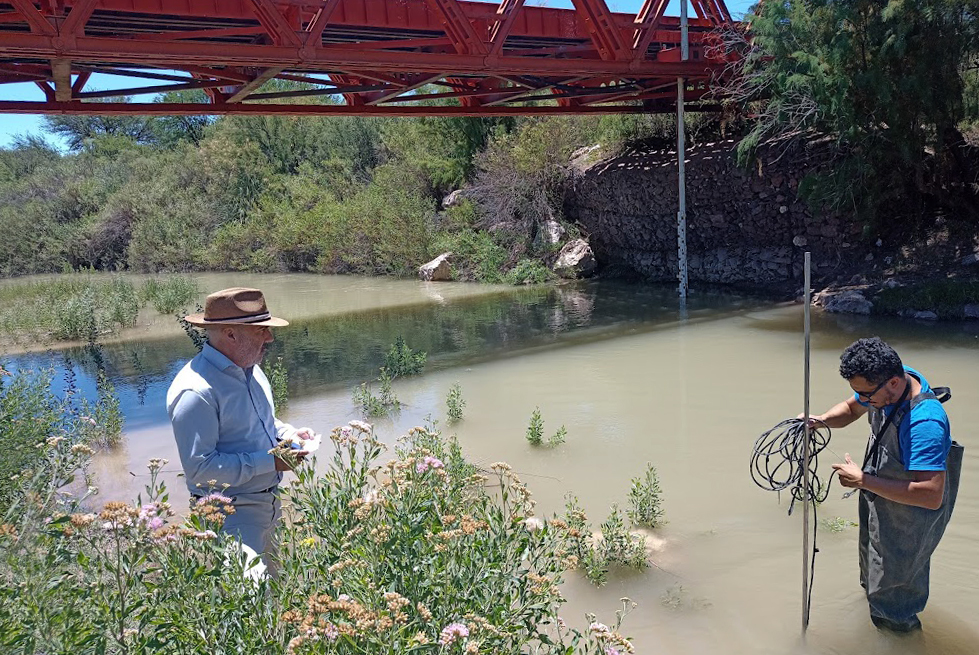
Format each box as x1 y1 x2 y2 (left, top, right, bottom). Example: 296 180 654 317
854 366 951 471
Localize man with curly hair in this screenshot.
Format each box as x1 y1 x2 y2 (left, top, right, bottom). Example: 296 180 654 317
810 337 963 632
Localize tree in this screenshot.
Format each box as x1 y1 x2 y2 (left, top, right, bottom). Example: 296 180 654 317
719 0 979 226
42 96 160 151
153 90 216 147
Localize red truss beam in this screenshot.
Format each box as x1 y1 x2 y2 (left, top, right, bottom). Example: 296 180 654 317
0 0 736 115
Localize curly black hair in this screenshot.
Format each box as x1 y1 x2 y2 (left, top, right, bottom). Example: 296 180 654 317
839 337 904 384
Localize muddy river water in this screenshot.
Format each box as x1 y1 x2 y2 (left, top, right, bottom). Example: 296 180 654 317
5 272 978 654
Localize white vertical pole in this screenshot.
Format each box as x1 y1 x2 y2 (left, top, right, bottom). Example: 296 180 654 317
677 0 689 302
802 251 812 632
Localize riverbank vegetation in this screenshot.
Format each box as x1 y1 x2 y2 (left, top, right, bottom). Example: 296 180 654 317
0 274 198 344
0 368 659 653
0 105 694 283
720 0 979 232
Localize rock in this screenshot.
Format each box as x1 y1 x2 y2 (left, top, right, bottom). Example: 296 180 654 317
883 278 901 289
961 252 979 267
913 311 938 321
553 239 597 279
441 190 467 209
819 289 873 315
418 253 453 281
964 304 979 319
792 235 808 247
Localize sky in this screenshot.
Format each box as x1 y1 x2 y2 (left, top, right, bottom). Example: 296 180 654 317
0 0 755 148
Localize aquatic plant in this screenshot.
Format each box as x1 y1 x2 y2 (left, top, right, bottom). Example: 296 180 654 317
627 464 665 528
526 407 545 445
446 381 465 423
352 370 400 419
268 356 289 411
383 336 426 377
526 407 566 447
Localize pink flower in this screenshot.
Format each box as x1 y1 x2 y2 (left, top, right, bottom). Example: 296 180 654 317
416 456 444 474
148 517 164 530
196 493 233 506
439 622 469 646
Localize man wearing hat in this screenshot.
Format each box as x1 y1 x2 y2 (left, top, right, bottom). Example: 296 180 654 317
167 287 312 568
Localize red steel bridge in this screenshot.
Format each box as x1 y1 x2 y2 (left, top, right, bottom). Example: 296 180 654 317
0 0 733 116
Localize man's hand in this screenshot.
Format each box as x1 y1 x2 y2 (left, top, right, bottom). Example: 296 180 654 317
294 427 315 440
796 413 826 429
832 453 864 488
274 450 308 471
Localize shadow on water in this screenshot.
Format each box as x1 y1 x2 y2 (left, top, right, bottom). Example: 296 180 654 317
2 280 771 431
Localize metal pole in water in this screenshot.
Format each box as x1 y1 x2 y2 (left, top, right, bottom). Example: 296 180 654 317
677 0 689 303
802 251 812 632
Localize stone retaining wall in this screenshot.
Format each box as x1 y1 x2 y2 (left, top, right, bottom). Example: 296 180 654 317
565 139 864 286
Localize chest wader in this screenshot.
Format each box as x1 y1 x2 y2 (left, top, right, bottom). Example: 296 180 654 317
859 384 963 631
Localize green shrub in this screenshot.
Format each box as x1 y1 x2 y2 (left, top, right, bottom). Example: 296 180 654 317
598 505 649 571
384 336 427 377
627 464 665 528
268 356 289 412
505 258 553 285
55 289 100 341
142 276 200 314
526 407 544 446
0 364 119 512
0 421 636 654
446 382 465 423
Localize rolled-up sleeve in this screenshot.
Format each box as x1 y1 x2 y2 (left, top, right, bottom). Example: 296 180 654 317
170 389 277 489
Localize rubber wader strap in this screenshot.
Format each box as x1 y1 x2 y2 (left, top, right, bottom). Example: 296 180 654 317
862 379 912 470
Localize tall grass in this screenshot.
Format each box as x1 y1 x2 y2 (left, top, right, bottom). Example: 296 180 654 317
0 273 199 344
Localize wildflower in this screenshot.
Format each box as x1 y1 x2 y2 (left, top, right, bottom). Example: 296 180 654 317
439 622 470 646
71 444 95 456
605 648 621 655
523 517 545 533
589 622 611 637
349 420 372 433
70 513 96 528
45 436 64 448
79 416 97 426
147 458 169 471
416 602 433 622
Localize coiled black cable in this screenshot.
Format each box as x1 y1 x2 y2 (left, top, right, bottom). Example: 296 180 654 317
751 418 833 511
750 417 836 624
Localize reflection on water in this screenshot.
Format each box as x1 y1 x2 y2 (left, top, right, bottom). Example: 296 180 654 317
2 279 764 431
4 273 979 655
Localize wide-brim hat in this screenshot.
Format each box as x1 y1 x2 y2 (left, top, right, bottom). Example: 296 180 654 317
184 287 289 327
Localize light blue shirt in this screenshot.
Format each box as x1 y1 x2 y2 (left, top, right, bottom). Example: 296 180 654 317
167 343 295 495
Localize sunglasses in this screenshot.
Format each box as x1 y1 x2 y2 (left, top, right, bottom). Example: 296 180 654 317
853 378 889 400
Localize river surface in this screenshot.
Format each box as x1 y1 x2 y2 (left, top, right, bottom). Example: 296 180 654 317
4 273 979 655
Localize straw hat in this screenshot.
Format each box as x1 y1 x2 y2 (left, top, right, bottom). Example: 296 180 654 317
184 287 289 327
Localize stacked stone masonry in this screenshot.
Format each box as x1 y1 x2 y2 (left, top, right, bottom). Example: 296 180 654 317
566 139 861 285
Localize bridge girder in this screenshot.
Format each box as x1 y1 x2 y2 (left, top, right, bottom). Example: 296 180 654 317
0 0 734 116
